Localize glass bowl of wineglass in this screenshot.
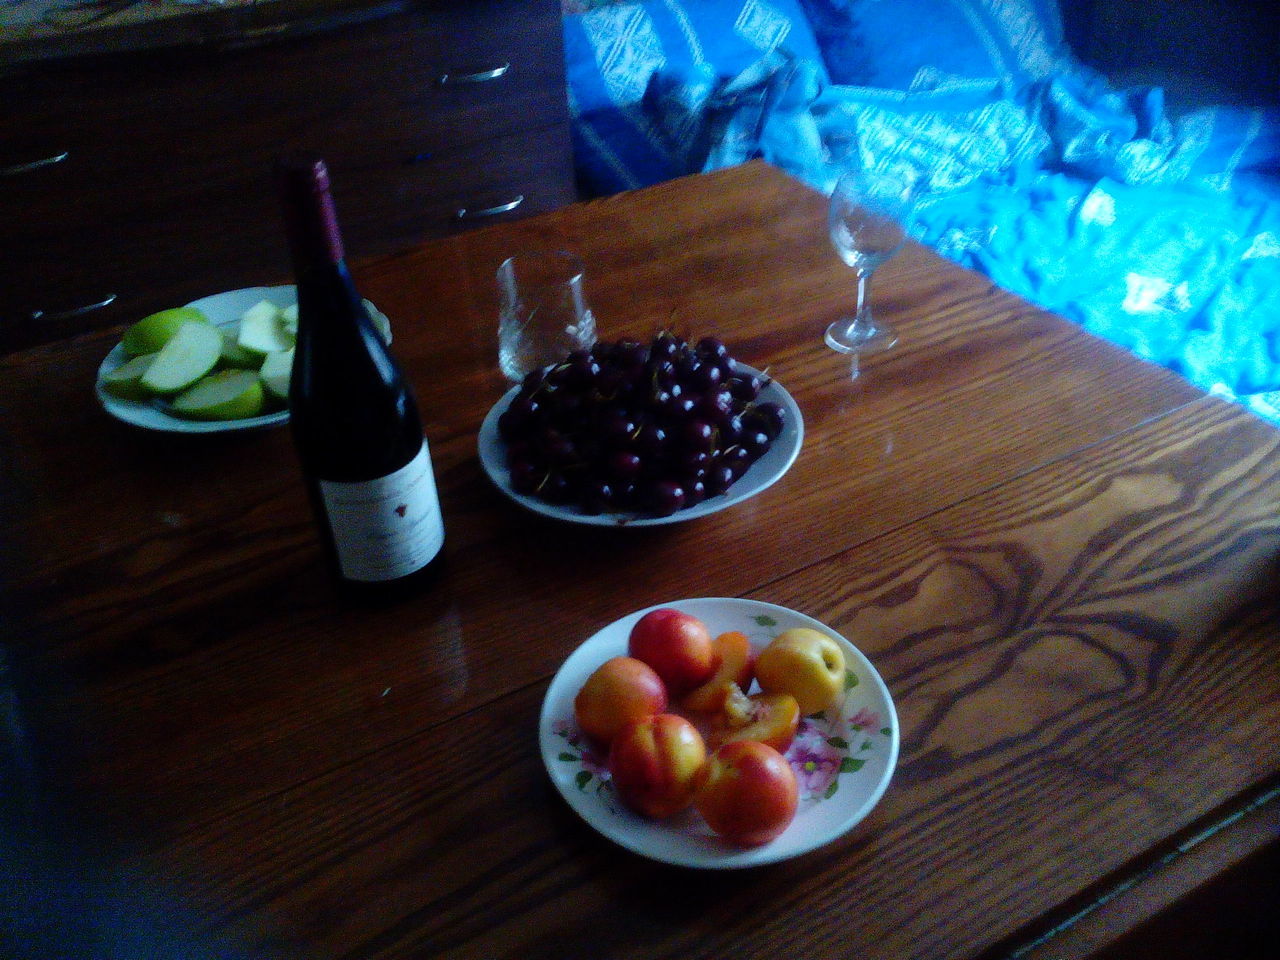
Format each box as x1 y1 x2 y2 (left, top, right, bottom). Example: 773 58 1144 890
826 166 919 372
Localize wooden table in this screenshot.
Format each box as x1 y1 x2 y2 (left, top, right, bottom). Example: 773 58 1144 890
3 161 1278 959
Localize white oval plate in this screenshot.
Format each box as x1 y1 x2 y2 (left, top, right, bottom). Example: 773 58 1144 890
95 285 297 434
539 598 899 869
478 366 803 526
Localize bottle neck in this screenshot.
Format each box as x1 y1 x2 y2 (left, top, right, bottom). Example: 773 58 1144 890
276 155 345 274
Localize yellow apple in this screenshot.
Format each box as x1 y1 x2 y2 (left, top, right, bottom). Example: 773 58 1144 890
754 628 846 715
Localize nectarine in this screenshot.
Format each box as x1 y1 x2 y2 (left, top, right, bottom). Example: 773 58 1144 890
682 630 755 713
709 686 800 753
695 740 798 846
627 608 718 694
608 713 707 819
574 656 668 745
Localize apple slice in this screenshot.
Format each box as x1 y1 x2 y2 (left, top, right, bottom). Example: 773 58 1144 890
237 300 294 355
259 348 294 403
121 306 210 357
709 686 801 754
100 352 157 400
363 299 392 343
171 370 265 420
274 300 390 342
219 329 261 368
682 631 755 713
140 321 223 395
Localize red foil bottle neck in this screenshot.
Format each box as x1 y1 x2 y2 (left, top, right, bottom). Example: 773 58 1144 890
276 154 346 268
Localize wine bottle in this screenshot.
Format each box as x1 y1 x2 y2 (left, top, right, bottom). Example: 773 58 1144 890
275 154 444 593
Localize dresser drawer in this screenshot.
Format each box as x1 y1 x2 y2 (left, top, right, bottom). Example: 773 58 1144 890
0 0 575 351
215 0 571 160
2 0 569 185
336 121 578 252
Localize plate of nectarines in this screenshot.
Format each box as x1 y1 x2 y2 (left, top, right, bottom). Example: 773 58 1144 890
539 598 898 868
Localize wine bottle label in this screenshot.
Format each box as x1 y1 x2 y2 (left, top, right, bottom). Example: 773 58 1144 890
318 443 444 582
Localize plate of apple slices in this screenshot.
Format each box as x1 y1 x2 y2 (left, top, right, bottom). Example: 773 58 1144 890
95 286 391 434
539 597 898 869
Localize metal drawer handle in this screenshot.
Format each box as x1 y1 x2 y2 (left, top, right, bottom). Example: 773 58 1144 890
455 195 524 220
436 62 510 85
2 151 70 176
30 294 118 322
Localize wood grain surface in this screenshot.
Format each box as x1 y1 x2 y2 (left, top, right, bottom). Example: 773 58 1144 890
2 162 1277 960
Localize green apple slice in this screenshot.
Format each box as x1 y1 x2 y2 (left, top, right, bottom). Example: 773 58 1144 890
273 301 390 342
218 329 261 368
364 300 392 343
171 370 266 420
237 300 294 355
121 306 209 357
140 321 223 395
100 352 157 400
259 348 294 403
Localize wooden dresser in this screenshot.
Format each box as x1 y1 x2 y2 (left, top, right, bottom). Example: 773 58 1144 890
0 0 576 352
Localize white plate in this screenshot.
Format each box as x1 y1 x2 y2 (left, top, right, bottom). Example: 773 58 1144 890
478 365 803 526
539 598 899 869
95 285 296 434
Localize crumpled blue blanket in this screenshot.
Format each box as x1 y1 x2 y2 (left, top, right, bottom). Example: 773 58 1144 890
643 54 1280 423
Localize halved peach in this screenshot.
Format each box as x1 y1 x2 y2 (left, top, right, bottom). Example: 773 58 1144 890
709 686 801 754
681 631 755 713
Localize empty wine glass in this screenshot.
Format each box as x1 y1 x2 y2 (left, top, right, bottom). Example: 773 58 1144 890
825 166 918 370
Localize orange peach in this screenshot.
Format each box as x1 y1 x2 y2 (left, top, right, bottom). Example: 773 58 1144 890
627 608 718 694
682 631 755 713
695 740 799 846
709 685 800 753
608 713 707 819
574 656 667 745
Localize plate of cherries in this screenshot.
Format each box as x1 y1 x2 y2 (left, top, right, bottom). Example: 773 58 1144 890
477 332 803 526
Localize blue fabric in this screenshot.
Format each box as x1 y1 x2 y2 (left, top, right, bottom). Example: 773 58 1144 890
644 52 1052 191
634 50 1280 423
797 0 1069 91
563 0 828 194
643 55 831 184
916 175 1280 421
1034 66 1280 183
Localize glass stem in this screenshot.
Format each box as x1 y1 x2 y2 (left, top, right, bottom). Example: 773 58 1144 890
855 270 870 325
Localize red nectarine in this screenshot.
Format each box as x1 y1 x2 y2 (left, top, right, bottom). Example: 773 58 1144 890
695 740 798 846
608 713 707 819
574 656 668 745
627 608 718 694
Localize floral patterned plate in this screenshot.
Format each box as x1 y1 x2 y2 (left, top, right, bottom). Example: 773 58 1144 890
538 597 899 868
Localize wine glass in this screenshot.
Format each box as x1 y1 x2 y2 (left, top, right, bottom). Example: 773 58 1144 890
825 166 917 370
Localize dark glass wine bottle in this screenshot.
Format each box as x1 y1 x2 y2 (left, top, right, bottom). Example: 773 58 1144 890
275 154 444 594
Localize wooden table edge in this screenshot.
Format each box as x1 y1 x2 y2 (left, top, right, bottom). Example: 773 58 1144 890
998 777 1280 960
